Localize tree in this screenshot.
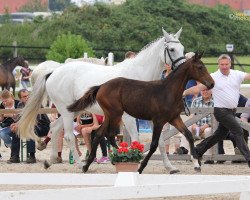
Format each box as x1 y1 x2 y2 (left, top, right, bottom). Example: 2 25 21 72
49 0 73 11
46 32 95 62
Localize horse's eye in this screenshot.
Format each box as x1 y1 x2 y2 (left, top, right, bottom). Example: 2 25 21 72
198 66 203 70
169 48 175 52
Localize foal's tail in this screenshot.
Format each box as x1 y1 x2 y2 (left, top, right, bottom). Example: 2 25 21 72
17 73 51 140
67 85 100 112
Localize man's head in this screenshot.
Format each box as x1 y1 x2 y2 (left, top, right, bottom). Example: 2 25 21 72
125 51 136 59
18 89 29 104
201 89 212 100
1 90 14 107
218 54 231 75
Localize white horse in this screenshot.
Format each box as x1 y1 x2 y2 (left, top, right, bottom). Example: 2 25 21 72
31 58 108 85
18 28 186 174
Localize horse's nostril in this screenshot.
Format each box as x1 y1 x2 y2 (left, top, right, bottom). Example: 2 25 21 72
208 83 214 89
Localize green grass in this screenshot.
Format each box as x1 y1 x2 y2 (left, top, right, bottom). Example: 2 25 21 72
202 56 250 84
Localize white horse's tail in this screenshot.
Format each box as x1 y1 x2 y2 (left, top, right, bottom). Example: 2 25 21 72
18 73 51 140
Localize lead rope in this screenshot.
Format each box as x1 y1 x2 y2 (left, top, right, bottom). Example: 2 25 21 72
183 97 190 116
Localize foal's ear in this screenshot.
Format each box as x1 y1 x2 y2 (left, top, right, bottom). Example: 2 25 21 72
194 51 204 60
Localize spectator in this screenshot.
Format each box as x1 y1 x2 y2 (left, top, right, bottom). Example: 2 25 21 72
8 89 50 163
74 112 109 164
184 52 199 107
183 54 250 167
161 63 180 154
20 60 32 89
125 51 136 59
36 103 64 163
177 89 214 164
217 94 248 164
0 90 19 162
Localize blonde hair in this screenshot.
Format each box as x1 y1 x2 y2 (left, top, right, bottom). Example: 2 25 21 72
1 89 14 99
218 54 231 63
185 52 195 60
125 51 136 59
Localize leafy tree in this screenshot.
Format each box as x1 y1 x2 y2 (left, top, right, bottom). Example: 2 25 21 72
49 0 73 11
46 32 94 62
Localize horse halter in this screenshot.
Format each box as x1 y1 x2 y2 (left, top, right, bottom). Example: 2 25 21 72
164 40 186 71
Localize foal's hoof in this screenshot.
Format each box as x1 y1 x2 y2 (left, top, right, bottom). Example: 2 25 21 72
82 165 88 173
44 160 51 169
170 169 180 174
194 167 201 172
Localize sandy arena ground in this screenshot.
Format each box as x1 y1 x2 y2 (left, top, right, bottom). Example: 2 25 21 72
0 132 250 200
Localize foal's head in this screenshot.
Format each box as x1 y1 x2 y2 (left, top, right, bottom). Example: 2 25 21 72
187 52 214 89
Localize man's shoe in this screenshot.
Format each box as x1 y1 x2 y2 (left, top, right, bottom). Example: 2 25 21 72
176 147 188 155
37 141 47 151
52 157 63 164
234 147 242 155
7 156 20 164
26 156 36 164
204 160 214 164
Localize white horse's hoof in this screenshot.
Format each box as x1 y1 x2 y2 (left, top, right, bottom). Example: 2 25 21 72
194 167 201 172
44 160 51 169
170 169 180 174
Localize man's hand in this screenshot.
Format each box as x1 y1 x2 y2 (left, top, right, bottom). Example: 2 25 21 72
10 123 18 133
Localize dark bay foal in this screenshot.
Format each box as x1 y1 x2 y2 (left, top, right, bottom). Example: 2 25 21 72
68 52 215 173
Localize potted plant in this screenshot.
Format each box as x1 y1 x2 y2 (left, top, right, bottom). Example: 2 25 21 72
109 141 144 172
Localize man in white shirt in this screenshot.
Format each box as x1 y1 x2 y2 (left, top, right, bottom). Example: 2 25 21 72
183 54 250 167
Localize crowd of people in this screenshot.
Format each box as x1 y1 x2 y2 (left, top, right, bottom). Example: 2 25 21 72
0 53 250 169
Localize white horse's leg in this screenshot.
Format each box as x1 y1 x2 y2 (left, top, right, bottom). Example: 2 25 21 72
159 123 179 174
122 114 139 141
62 113 83 169
50 117 63 163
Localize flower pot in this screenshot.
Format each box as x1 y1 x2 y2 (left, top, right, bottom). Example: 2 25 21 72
115 162 139 172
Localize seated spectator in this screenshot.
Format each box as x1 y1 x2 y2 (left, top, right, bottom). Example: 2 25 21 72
74 112 109 163
36 103 64 163
0 90 20 162
176 89 214 164
0 89 49 164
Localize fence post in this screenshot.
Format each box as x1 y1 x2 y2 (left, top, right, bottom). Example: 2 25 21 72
83 52 88 58
108 52 114 66
13 41 17 57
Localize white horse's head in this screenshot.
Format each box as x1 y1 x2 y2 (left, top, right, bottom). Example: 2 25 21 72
161 27 186 70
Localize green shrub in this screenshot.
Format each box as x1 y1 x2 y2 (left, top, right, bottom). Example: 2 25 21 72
46 32 94 62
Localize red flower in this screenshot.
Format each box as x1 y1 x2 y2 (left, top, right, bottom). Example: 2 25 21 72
118 148 123 153
119 142 128 148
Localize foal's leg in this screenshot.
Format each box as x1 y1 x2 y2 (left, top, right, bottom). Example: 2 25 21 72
138 122 163 174
170 116 201 172
82 121 108 173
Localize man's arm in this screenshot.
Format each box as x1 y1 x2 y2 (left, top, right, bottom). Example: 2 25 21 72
183 83 207 96
244 73 250 81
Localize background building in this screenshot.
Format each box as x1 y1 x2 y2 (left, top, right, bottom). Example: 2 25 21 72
188 0 250 14
0 0 48 13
